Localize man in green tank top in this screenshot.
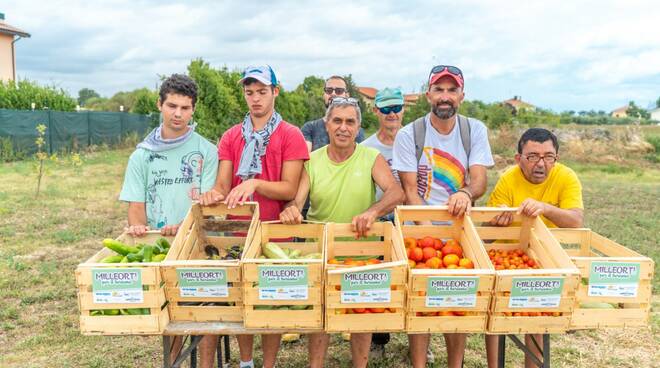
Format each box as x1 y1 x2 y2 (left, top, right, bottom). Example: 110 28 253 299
279 97 404 368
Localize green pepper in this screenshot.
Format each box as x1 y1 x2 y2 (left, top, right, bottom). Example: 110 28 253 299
100 255 124 263
142 245 154 263
156 238 170 249
103 239 140 255
152 254 166 262
90 310 102 316
102 309 120 316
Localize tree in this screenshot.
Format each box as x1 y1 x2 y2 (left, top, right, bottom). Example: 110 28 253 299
656 96 660 108
626 101 650 120
77 88 100 106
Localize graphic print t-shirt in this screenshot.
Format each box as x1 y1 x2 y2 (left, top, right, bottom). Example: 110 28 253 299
392 114 494 205
120 132 218 229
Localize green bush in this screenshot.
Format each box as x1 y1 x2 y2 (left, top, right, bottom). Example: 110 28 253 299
0 80 76 111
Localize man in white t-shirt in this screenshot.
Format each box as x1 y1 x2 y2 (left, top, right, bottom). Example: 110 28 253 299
392 65 494 368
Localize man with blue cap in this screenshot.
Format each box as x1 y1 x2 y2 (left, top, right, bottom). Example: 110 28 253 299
200 65 309 368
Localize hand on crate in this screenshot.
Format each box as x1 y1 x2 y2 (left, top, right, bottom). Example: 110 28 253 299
490 205 514 227
516 198 547 218
198 188 225 206
279 205 303 225
160 223 180 236
447 190 471 217
126 224 150 237
351 210 378 238
225 179 259 209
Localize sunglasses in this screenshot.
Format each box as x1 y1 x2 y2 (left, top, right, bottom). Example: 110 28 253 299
378 105 403 114
324 87 347 95
429 65 464 80
330 97 358 106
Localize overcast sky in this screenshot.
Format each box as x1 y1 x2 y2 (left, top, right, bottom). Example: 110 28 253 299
4 0 660 112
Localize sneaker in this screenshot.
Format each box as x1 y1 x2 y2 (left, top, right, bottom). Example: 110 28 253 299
281 333 300 342
370 343 385 360
341 332 351 341
426 347 435 363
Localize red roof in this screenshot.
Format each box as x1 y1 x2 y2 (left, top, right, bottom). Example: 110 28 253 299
0 20 30 38
503 96 535 109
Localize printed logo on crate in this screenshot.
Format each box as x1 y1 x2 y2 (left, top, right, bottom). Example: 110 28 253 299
341 270 391 303
509 277 564 308
426 276 479 308
92 268 143 304
177 268 228 298
258 265 309 300
588 262 640 298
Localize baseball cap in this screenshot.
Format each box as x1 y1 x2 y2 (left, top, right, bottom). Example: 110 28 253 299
238 65 278 86
374 87 404 108
428 65 464 88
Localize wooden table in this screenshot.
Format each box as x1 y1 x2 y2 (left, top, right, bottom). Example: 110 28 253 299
162 322 324 368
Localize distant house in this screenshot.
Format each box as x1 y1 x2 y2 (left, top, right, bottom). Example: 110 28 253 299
0 12 31 81
649 107 660 121
357 86 420 108
611 105 628 118
503 96 536 114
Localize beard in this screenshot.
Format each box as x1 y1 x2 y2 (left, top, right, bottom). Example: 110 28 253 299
432 104 457 120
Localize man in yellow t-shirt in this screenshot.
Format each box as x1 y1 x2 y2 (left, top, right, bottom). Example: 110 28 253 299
485 128 583 368
487 128 583 228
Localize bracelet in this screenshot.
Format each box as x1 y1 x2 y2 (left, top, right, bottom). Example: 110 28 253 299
457 188 473 200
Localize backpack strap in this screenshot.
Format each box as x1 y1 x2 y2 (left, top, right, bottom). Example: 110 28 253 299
413 115 427 163
457 114 472 185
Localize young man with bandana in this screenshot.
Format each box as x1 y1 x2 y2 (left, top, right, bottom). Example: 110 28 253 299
392 65 494 368
199 65 309 368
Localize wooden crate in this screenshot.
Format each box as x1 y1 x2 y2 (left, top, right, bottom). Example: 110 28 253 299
161 203 259 323
242 221 326 330
550 228 654 329
469 208 580 334
325 222 408 333
75 231 172 335
395 206 495 333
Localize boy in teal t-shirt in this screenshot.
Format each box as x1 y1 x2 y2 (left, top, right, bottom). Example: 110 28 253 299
119 74 218 237
120 133 217 229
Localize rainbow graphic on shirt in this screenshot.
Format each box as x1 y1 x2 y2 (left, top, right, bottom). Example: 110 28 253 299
419 148 466 200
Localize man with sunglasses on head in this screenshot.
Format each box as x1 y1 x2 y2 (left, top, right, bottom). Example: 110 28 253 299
279 96 404 368
199 65 309 368
301 75 366 152
485 128 583 368
393 65 494 368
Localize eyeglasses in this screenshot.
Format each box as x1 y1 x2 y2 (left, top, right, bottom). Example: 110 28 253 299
524 154 557 163
324 87 347 95
378 105 403 114
329 97 358 106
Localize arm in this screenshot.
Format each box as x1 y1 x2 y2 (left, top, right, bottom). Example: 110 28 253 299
518 200 584 228
225 159 304 208
446 164 488 217
127 202 149 237
279 168 311 224
399 171 424 205
199 160 233 205
352 155 405 237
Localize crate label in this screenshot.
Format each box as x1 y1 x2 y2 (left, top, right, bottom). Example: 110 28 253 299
340 270 391 303
588 262 640 298
258 265 308 300
92 268 143 304
177 268 228 298
509 277 563 308
426 276 479 308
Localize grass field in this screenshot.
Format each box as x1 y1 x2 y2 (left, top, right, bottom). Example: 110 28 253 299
0 139 658 367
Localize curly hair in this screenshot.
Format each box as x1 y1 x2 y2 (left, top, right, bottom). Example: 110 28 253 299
159 74 198 107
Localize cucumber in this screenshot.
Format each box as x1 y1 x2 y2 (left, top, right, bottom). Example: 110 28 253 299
289 249 302 259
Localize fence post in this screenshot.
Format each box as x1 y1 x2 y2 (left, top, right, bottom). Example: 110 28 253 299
86 110 91 148
47 109 53 154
